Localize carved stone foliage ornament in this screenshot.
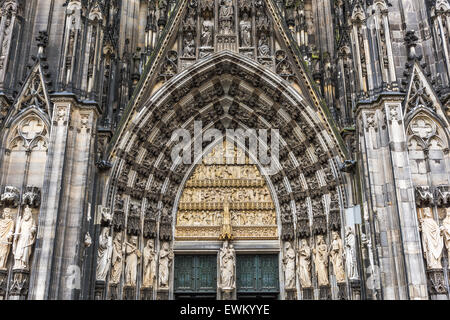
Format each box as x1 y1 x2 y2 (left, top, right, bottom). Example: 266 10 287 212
0 186 20 208
427 269 448 295
415 186 434 208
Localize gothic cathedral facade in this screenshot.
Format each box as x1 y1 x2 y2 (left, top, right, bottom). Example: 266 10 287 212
0 0 449 300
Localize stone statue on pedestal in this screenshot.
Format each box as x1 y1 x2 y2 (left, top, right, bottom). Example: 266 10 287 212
143 239 156 288
158 241 173 289
313 235 329 286
240 13 251 47
297 239 312 288
0 208 14 270
124 236 141 286
442 209 450 260
12 206 36 270
329 231 346 283
110 232 123 284
283 242 296 289
96 227 112 281
219 241 235 290
419 208 443 269
345 226 359 280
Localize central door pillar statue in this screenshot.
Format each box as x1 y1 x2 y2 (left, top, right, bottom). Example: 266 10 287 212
219 240 236 300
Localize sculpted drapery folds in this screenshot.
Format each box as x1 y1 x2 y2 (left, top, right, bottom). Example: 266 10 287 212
201 20 213 47
143 240 156 288
283 242 296 289
0 208 14 270
258 33 270 56
419 208 444 269
345 226 359 280
240 13 251 47
12 206 36 270
96 227 112 281
297 239 312 288
443 210 450 259
219 241 235 290
124 236 141 286
110 232 123 284
313 235 329 287
158 241 173 289
329 231 346 283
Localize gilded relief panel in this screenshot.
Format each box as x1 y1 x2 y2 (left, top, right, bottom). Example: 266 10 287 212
175 141 278 240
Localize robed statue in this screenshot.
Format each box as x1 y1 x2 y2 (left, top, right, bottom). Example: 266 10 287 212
12 206 36 270
219 241 235 290
0 208 14 270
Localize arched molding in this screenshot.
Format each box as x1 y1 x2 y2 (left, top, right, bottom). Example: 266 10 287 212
405 107 450 147
104 52 348 244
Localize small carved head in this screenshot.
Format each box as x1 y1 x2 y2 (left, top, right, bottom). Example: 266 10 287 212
285 241 291 250
2 207 11 219
23 206 32 220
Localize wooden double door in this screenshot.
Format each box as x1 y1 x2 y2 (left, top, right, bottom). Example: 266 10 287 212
174 254 279 300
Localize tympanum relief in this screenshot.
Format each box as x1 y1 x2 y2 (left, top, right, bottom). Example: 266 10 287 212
175 141 278 240
175 142 277 240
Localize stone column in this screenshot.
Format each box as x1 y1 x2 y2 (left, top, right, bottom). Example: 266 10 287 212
28 94 99 300
384 100 428 299
357 94 428 299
